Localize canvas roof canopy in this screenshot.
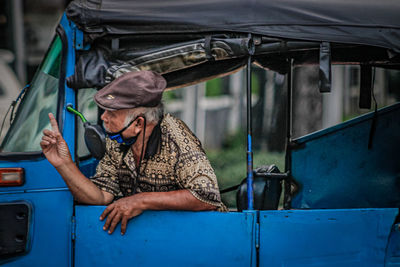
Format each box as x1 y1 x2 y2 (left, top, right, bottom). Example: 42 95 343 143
65 0 400 89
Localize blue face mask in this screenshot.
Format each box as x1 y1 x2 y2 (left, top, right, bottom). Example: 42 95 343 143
105 116 141 146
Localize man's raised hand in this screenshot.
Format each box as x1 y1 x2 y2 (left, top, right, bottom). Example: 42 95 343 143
40 113 73 168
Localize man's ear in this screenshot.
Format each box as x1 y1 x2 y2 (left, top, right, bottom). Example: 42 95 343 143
135 116 145 129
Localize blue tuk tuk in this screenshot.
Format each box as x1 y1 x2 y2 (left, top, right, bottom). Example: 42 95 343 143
1 0 399 266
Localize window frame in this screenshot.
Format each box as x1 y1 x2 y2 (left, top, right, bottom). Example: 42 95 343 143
0 25 67 160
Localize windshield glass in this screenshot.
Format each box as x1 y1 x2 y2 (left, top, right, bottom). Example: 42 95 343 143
0 36 62 152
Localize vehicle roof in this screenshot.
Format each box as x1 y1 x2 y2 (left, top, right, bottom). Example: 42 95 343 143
66 0 400 52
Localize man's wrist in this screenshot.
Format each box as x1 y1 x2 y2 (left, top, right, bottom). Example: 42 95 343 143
55 159 75 172
130 193 149 210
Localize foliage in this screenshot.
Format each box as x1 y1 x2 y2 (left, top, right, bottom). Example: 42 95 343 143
205 78 223 96
205 72 261 97
163 90 179 100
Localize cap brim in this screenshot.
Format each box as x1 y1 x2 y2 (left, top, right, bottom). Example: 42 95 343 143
94 98 118 111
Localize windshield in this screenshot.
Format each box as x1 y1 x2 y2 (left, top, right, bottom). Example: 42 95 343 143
0 36 62 152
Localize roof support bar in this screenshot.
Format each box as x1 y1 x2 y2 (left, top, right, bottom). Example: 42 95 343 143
246 35 255 210
284 58 294 209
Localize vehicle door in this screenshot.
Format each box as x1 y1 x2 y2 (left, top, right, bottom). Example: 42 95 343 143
0 27 75 266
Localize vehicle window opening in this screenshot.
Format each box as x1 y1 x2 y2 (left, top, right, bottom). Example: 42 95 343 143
0 36 62 153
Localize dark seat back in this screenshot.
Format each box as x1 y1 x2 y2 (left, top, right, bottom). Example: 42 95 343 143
237 165 282 211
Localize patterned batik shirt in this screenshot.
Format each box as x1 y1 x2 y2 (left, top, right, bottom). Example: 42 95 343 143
91 113 226 210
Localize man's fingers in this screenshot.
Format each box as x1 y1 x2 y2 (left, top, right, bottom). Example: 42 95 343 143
100 204 114 221
40 134 56 149
103 209 117 230
48 113 60 134
42 135 56 144
43 129 56 138
121 217 128 235
40 140 50 147
108 213 122 234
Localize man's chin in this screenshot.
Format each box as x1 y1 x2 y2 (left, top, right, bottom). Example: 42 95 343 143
103 124 111 132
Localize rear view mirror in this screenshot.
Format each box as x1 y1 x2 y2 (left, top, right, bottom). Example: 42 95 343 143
66 105 106 160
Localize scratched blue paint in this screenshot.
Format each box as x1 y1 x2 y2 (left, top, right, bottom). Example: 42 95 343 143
259 209 398 267
75 206 257 267
291 103 400 209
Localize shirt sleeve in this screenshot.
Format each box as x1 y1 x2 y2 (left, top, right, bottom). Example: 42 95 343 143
176 150 223 207
173 121 224 209
90 138 122 197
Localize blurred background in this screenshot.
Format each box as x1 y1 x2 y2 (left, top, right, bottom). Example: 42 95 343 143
0 0 68 141
1 0 399 208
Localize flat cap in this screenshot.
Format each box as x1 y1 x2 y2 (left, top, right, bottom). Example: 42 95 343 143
94 71 167 110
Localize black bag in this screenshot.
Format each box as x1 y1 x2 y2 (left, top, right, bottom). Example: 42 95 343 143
236 165 282 211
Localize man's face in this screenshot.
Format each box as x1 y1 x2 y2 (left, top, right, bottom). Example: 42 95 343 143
101 109 129 133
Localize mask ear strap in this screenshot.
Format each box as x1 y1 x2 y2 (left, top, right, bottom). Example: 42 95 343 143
105 116 138 135
137 116 147 174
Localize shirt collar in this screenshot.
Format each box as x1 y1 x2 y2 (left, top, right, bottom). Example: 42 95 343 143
144 116 163 159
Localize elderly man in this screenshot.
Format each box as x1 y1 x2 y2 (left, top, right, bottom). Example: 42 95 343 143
41 71 225 235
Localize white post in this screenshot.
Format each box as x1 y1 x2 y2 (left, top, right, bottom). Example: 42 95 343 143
182 83 206 143
374 68 386 105
263 71 276 129
182 85 197 131
228 69 244 132
196 83 206 144
11 0 26 84
322 65 345 128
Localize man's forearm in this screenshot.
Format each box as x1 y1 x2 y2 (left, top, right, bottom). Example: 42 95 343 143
135 189 217 211
100 189 218 235
56 161 112 205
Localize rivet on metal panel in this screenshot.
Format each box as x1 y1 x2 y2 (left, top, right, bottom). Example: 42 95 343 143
75 29 83 50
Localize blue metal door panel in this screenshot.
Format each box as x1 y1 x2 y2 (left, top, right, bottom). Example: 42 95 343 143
0 190 73 266
0 160 71 192
259 209 398 267
291 103 400 209
75 206 256 267
385 223 400 267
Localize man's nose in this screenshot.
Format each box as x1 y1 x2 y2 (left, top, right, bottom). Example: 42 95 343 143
100 111 108 122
